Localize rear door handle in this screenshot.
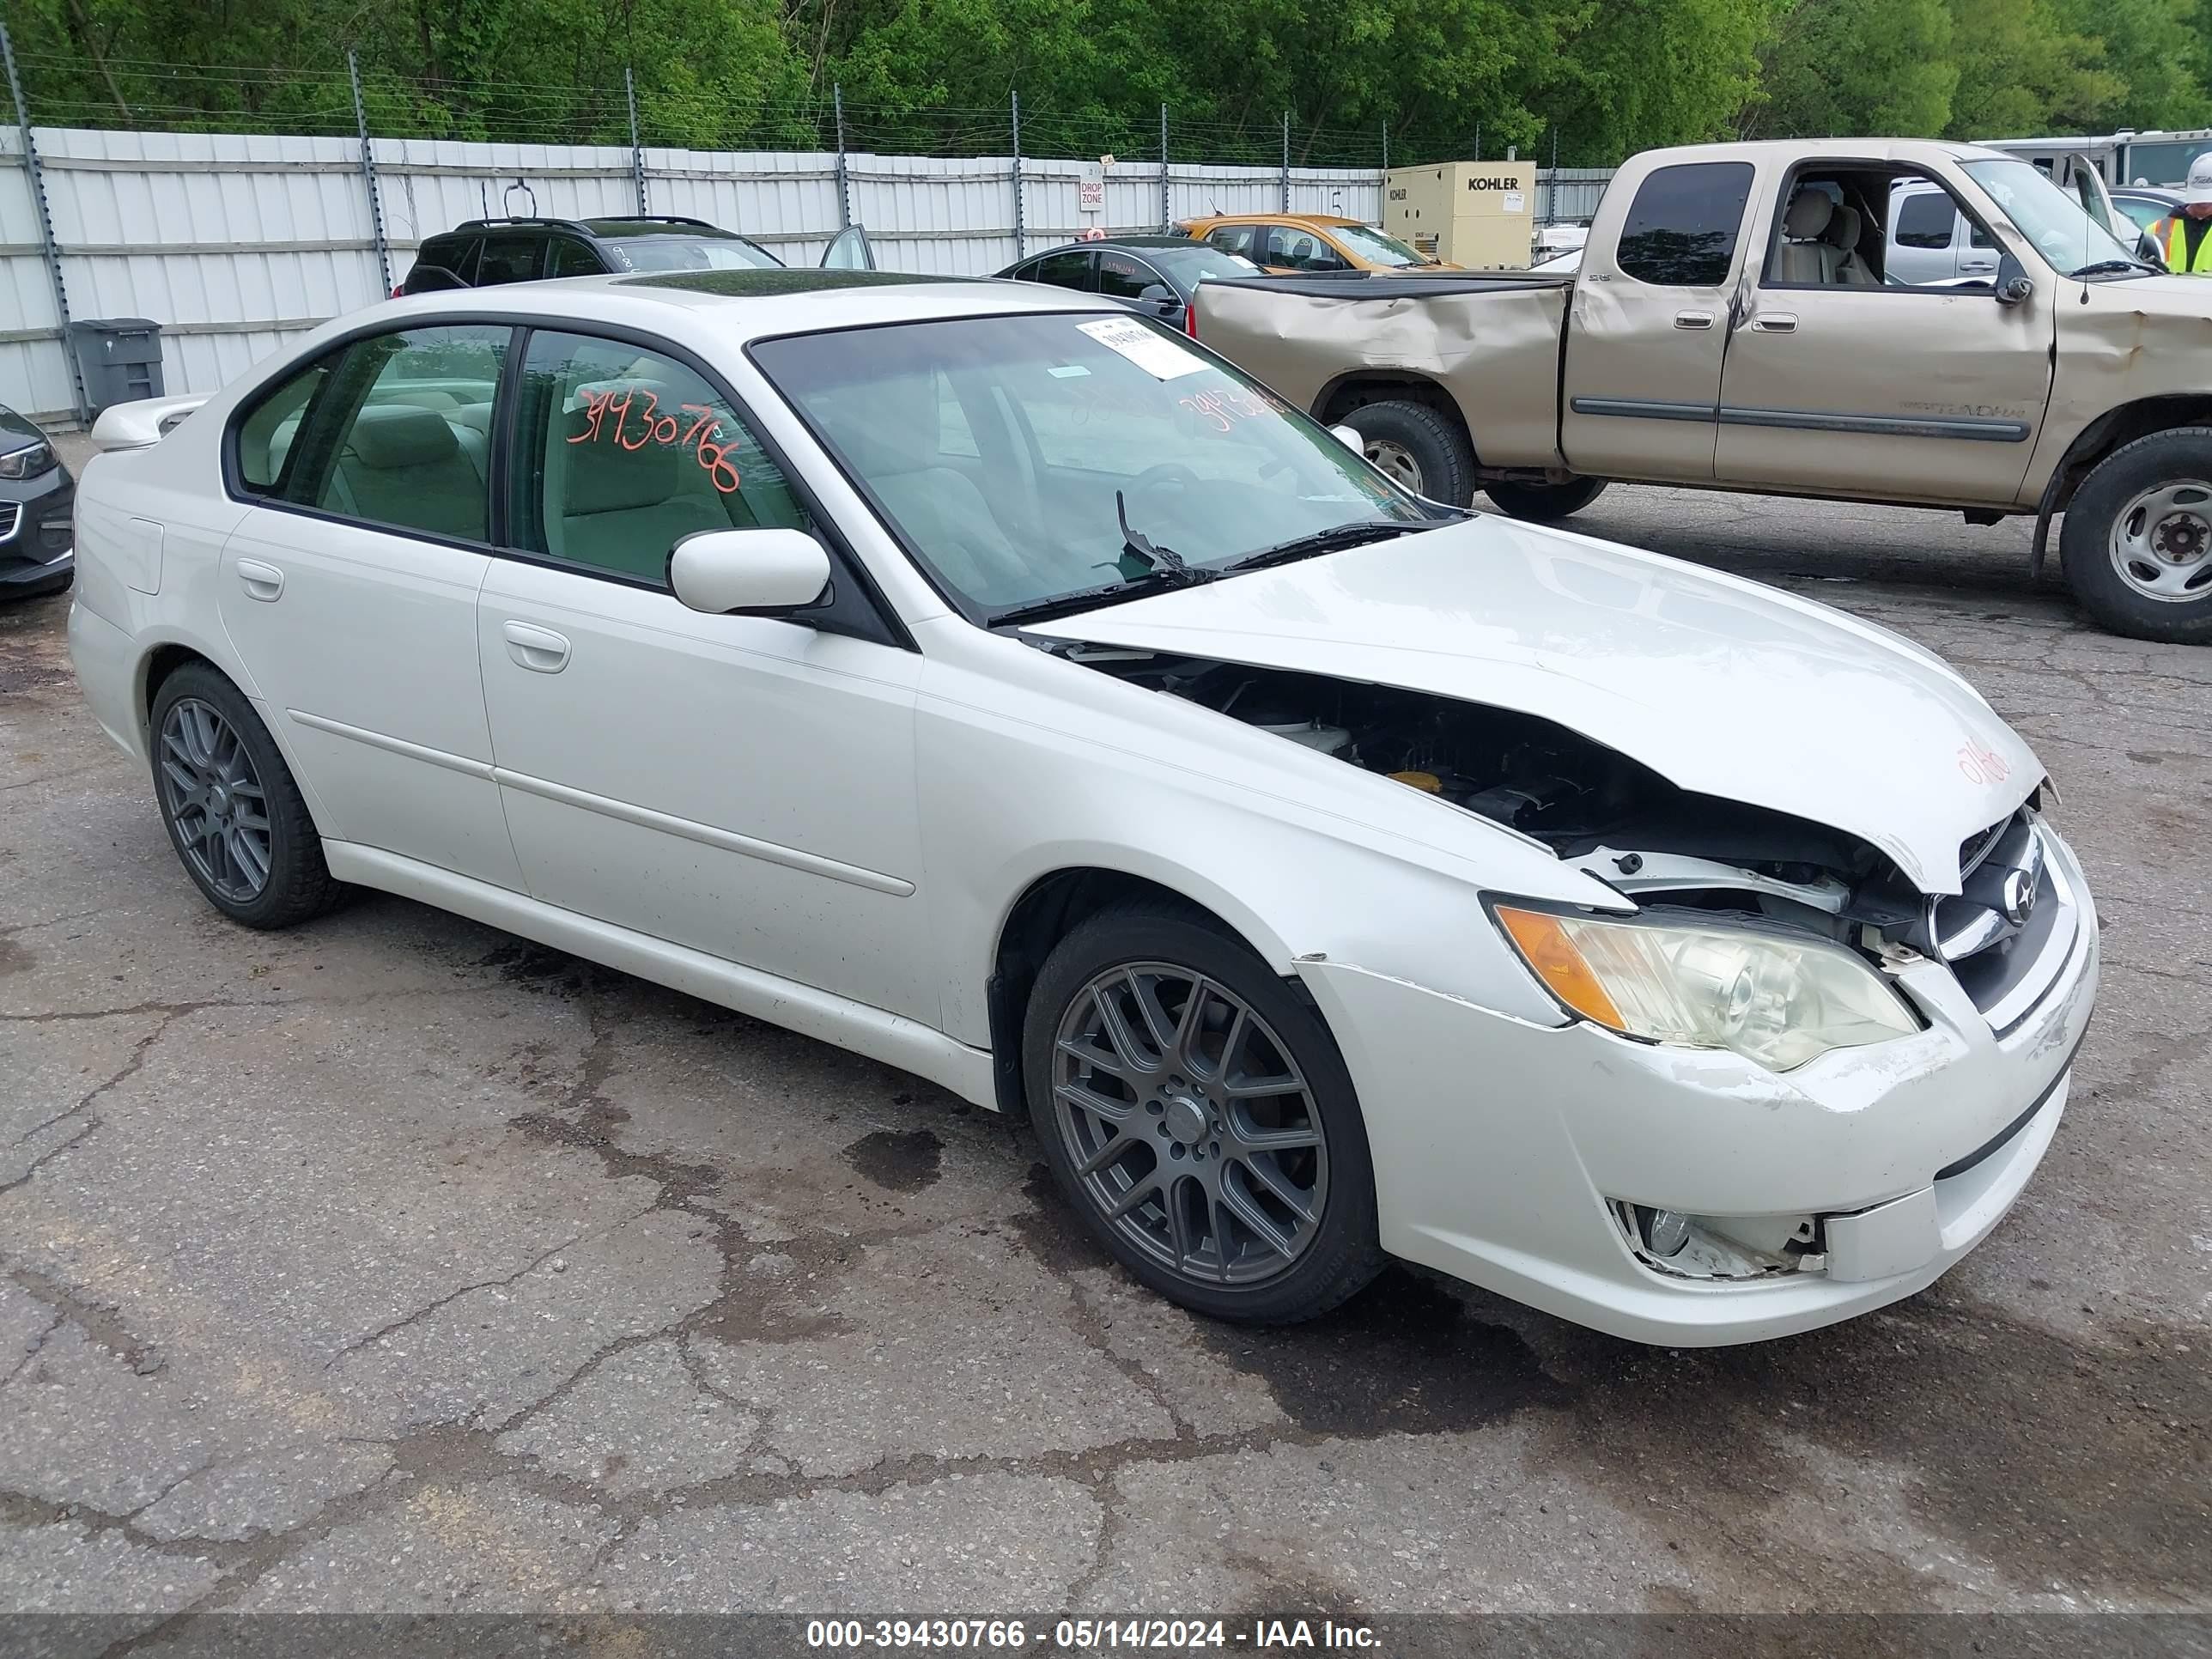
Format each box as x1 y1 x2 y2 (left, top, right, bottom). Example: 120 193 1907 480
1674 310 1715 330
501 620 571 674
236 558 284 601
1752 313 1798 333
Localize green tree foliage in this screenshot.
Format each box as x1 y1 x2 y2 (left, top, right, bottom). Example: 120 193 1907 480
1750 0 1959 138
1944 0 2124 137
7 0 2212 162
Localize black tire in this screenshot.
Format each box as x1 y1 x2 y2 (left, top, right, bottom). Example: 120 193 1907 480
1484 476 1609 521
1023 901 1385 1323
1340 398 1476 507
149 662 347 929
2058 427 2212 643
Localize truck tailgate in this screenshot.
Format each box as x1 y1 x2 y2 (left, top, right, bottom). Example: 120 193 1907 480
1194 274 1573 468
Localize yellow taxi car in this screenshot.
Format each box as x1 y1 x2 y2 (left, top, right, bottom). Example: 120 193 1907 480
1176 214 1454 274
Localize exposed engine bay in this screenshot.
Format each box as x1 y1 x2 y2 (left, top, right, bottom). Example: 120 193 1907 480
1068 649 1938 946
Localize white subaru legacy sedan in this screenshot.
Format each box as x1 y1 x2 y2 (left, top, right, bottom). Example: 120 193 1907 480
68 270 2097 1344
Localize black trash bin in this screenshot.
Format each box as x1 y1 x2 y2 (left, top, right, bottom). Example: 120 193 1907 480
69 319 165 416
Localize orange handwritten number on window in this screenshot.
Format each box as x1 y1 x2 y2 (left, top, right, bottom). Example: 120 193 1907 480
570 386 740 493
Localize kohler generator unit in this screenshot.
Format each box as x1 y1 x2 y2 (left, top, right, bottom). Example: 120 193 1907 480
1383 161 1537 268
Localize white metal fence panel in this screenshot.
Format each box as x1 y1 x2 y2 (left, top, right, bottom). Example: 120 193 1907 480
852 154 1016 275
0 129 71 418
646 149 843 264
36 128 386 399
0 120 1613 424
1537 167 1613 224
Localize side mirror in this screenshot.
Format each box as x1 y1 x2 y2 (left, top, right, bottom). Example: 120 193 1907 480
669 528 831 617
1330 423 1365 454
1137 283 1181 316
1994 251 2033 307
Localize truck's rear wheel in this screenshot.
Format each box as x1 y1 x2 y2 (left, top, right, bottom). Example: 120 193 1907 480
1484 477 1609 522
1341 400 1474 507
2060 428 2212 644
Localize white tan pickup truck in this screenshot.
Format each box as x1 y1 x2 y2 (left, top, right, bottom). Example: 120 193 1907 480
1192 137 2212 643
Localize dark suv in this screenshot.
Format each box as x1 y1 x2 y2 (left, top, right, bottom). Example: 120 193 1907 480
397 216 876 295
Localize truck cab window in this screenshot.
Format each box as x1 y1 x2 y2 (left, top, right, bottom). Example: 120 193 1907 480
1613 162 1753 287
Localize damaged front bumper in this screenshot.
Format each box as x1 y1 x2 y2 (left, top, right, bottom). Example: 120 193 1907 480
1297 825 2100 1346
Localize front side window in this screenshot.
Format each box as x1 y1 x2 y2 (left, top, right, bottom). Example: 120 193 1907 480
752 312 1427 617
1264 227 1348 271
1614 161 1754 287
1097 252 1167 301
476 236 544 286
507 331 806 585
298 325 508 541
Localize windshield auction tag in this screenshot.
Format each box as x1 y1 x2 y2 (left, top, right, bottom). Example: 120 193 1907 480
1076 317 1207 380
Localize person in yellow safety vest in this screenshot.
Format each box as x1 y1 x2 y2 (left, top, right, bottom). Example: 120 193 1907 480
2149 155 2212 273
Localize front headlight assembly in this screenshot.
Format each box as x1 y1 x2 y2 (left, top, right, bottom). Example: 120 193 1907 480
1492 903 1921 1072
0 441 54 480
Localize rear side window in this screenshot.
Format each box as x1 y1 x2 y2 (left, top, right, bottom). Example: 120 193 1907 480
476 236 544 285
1614 162 1754 287
235 357 334 496
506 331 807 586
273 326 508 541
1205 225 1258 258
1030 251 1094 290
1894 192 1956 250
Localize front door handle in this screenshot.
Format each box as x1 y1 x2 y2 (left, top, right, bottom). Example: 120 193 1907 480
1752 313 1798 333
1959 260 1996 274
1674 310 1715 330
236 558 284 602
501 621 571 674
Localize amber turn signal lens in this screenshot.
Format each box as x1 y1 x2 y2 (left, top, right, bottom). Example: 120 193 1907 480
1494 906 1625 1029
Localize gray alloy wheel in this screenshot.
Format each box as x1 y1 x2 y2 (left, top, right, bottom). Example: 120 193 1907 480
155 696 273 903
2107 478 2212 604
1051 962 1329 1285
1363 437 1424 494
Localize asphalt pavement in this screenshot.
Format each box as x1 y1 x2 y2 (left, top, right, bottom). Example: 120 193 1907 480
2 469 2207 1636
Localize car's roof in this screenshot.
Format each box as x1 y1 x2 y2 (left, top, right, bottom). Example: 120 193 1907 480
372 267 1126 350
582 218 745 240
1641 137 2013 166
1180 213 1364 228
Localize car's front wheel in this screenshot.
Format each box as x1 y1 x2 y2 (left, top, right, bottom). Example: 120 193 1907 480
2059 428 2212 643
1023 902 1384 1323
149 662 347 928
1340 399 1474 507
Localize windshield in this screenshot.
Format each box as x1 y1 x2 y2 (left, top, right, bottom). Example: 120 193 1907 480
1959 159 2143 276
1328 222 1431 266
605 234 783 273
751 312 1428 617
1141 246 1261 285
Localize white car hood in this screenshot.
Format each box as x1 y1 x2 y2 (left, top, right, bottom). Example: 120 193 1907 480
1028 516 2039 893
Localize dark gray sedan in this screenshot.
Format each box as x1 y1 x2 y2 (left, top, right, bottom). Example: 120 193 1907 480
0 403 74 598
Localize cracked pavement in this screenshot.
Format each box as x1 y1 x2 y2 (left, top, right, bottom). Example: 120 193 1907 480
2 470 2208 1633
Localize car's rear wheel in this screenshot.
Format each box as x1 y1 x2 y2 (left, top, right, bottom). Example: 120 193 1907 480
1340 399 1474 507
1484 476 1608 521
1023 902 1383 1323
149 663 346 928
2060 428 2212 643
